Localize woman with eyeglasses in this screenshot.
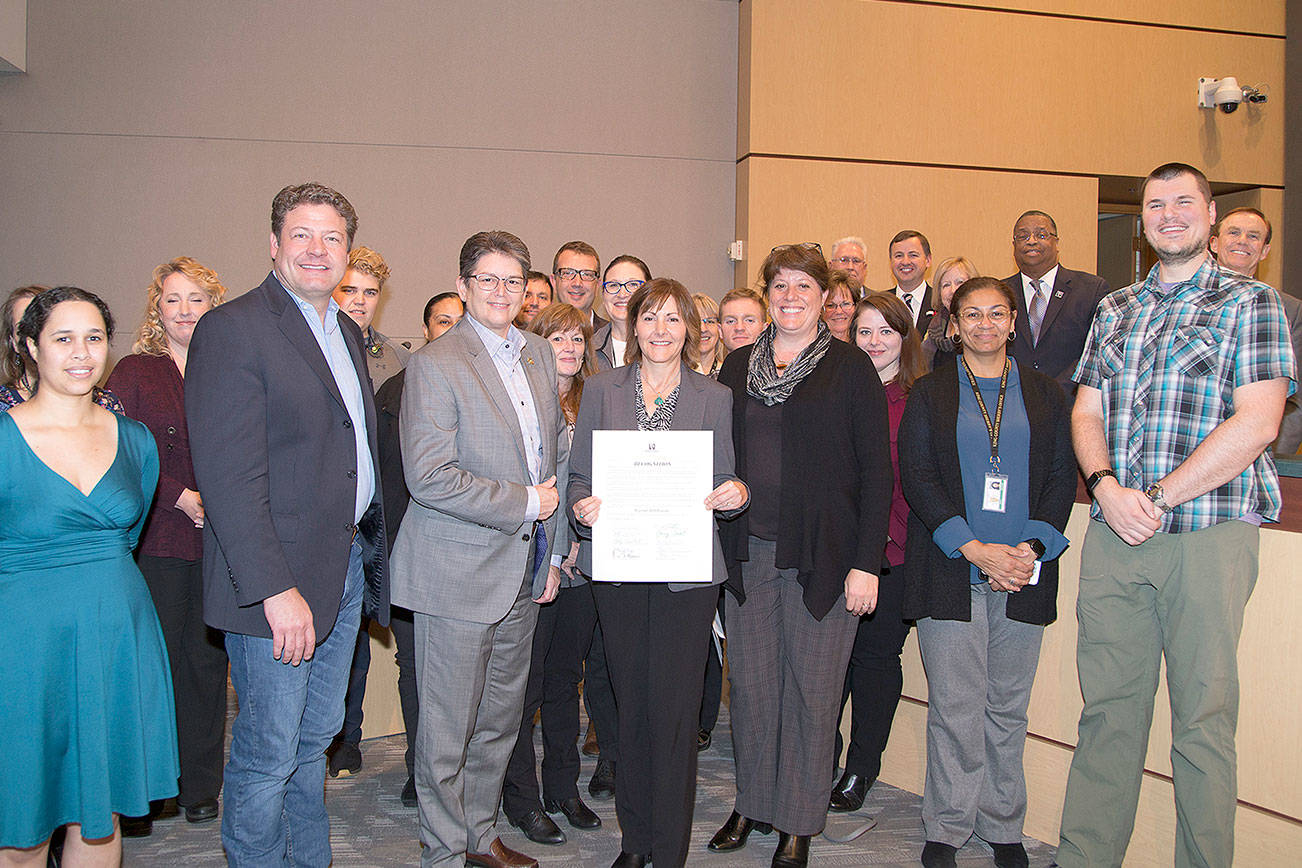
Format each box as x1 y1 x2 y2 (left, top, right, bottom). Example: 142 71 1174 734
591 256 651 370
898 277 1076 868
922 257 981 370
711 243 891 868
820 270 860 343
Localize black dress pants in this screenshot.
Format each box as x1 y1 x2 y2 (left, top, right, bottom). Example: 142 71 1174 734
138 555 228 805
834 564 912 781
699 588 725 732
502 582 597 818
593 581 717 866
582 620 619 762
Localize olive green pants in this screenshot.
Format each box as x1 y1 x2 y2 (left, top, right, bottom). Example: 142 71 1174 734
1056 518 1258 868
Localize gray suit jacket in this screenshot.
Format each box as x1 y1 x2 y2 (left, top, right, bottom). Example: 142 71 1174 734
390 316 568 623
566 363 746 591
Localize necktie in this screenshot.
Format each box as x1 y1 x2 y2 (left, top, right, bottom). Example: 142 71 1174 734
1028 279 1048 346
902 292 913 318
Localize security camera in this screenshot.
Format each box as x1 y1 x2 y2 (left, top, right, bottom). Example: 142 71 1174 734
1198 77 1267 113
1213 77 1242 113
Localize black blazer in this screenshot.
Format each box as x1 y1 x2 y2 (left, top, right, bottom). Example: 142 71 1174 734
375 369 408 549
1004 266 1110 398
898 360 1075 626
717 339 892 620
187 272 389 640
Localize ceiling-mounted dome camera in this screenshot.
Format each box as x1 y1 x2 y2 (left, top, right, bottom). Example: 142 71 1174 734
1213 77 1242 113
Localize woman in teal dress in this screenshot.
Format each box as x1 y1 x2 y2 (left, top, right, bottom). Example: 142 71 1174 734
0 287 179 866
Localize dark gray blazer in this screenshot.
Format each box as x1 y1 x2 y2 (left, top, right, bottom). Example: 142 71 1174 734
187 272 388 640
1004 266 1111 397
566 363 745 590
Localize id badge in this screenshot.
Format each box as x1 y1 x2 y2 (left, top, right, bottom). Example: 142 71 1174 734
982 472 1008 513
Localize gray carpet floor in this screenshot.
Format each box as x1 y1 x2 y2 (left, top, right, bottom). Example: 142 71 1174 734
121 704 1055 866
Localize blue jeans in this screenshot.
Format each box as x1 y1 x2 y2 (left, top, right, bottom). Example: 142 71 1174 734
221 540 364 867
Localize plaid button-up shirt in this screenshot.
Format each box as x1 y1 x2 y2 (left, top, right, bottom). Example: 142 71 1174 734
1073 258 1294 533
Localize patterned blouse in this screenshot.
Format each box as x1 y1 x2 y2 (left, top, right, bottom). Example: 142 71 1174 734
0 383 125 414
633 364 680 432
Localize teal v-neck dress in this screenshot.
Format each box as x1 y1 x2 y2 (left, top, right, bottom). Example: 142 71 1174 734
0 412 179 846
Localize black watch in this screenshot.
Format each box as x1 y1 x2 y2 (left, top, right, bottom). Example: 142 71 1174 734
1085 469 1117 494
1021 538 1046 559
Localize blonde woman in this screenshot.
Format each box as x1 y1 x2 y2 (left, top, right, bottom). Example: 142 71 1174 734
105 257 227 831
692 293 727 377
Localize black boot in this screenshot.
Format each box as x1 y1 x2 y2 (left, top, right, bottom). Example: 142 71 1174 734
771 831 809 868
707 810 773 852
828 771 870 812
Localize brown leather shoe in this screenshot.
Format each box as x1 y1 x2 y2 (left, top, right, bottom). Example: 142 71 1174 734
465 837 538 868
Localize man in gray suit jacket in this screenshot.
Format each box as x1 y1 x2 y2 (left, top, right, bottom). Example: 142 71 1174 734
1003 210 1111 399
187 182 387 866
391 230 567 868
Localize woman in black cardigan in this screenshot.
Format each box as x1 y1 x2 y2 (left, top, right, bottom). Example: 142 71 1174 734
711 244 892 868
898 277 1076 868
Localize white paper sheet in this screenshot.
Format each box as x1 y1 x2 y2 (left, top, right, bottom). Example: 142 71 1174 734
591 429 714 582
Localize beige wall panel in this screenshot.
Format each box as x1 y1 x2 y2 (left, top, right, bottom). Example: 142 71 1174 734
362 627 404 739
742 0 1284 185
0 132 737 358
932 0 1284 35
737 156 1099 292
866 505 1302 857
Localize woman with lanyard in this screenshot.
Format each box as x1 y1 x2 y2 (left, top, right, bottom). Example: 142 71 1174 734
898 276 1076 868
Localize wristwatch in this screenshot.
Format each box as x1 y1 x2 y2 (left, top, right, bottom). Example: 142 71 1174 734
1021 538 1046 559
1085 469 1117 494
1144 482 1174 514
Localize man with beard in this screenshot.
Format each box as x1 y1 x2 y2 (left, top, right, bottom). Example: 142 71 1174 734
1054 164 1294 868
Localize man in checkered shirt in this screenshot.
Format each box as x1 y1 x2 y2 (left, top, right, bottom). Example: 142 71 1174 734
1054 163 1295 868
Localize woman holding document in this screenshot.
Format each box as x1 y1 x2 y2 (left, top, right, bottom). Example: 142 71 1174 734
568 277 748 868
711 243 892 868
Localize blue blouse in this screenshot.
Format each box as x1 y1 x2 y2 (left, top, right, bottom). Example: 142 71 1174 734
932 359 1069 583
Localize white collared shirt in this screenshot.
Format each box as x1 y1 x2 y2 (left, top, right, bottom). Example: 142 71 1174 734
466 315 545 522
893 284 927 321
1020 265 1060 309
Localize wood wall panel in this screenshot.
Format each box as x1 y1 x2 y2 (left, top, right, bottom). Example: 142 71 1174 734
743 1 1284 186
851 506 1302 863
929 0 1284 35
736 156 1099 291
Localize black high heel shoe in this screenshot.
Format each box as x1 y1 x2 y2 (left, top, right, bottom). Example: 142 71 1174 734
771 831 809 868
707 810 773 852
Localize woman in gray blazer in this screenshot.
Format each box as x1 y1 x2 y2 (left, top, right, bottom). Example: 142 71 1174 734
569 278 748 868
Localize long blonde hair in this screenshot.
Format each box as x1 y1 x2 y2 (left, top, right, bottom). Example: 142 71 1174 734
692 293 727 374
133 257 227 355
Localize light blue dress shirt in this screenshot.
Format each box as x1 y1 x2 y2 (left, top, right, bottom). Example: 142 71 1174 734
284 283 375 523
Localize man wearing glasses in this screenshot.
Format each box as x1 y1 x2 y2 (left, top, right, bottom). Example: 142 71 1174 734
1001 210 1110 400
392 230 567 868
829 236 869 287
552 241 606 329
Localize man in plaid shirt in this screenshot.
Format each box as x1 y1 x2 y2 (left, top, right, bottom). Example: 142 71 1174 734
1055 163 1294 868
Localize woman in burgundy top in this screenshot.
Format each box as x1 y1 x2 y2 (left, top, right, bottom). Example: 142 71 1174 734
106 257 228 831
829 291 928 813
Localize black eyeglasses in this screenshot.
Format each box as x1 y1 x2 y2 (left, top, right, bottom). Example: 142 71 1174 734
556 267 599 282
603 280 645 295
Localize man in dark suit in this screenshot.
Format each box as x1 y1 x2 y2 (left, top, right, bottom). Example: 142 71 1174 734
1209 206 1302 454
187 182 387 866
1003 210 1111 399
888 230 934 333
553 240 606 329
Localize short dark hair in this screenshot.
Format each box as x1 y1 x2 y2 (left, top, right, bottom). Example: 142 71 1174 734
949 276 1017 316
1015 210 1058 234
1213 206 1273 244
623 278 701 368
423 292 463 328
271 182 359 246
603 255 652 283
552 241 600 274
1142 162 1212 204
459 231 531 281
889 230 931 258
526 271 554 291
17 286 115 395
760 244 830 294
